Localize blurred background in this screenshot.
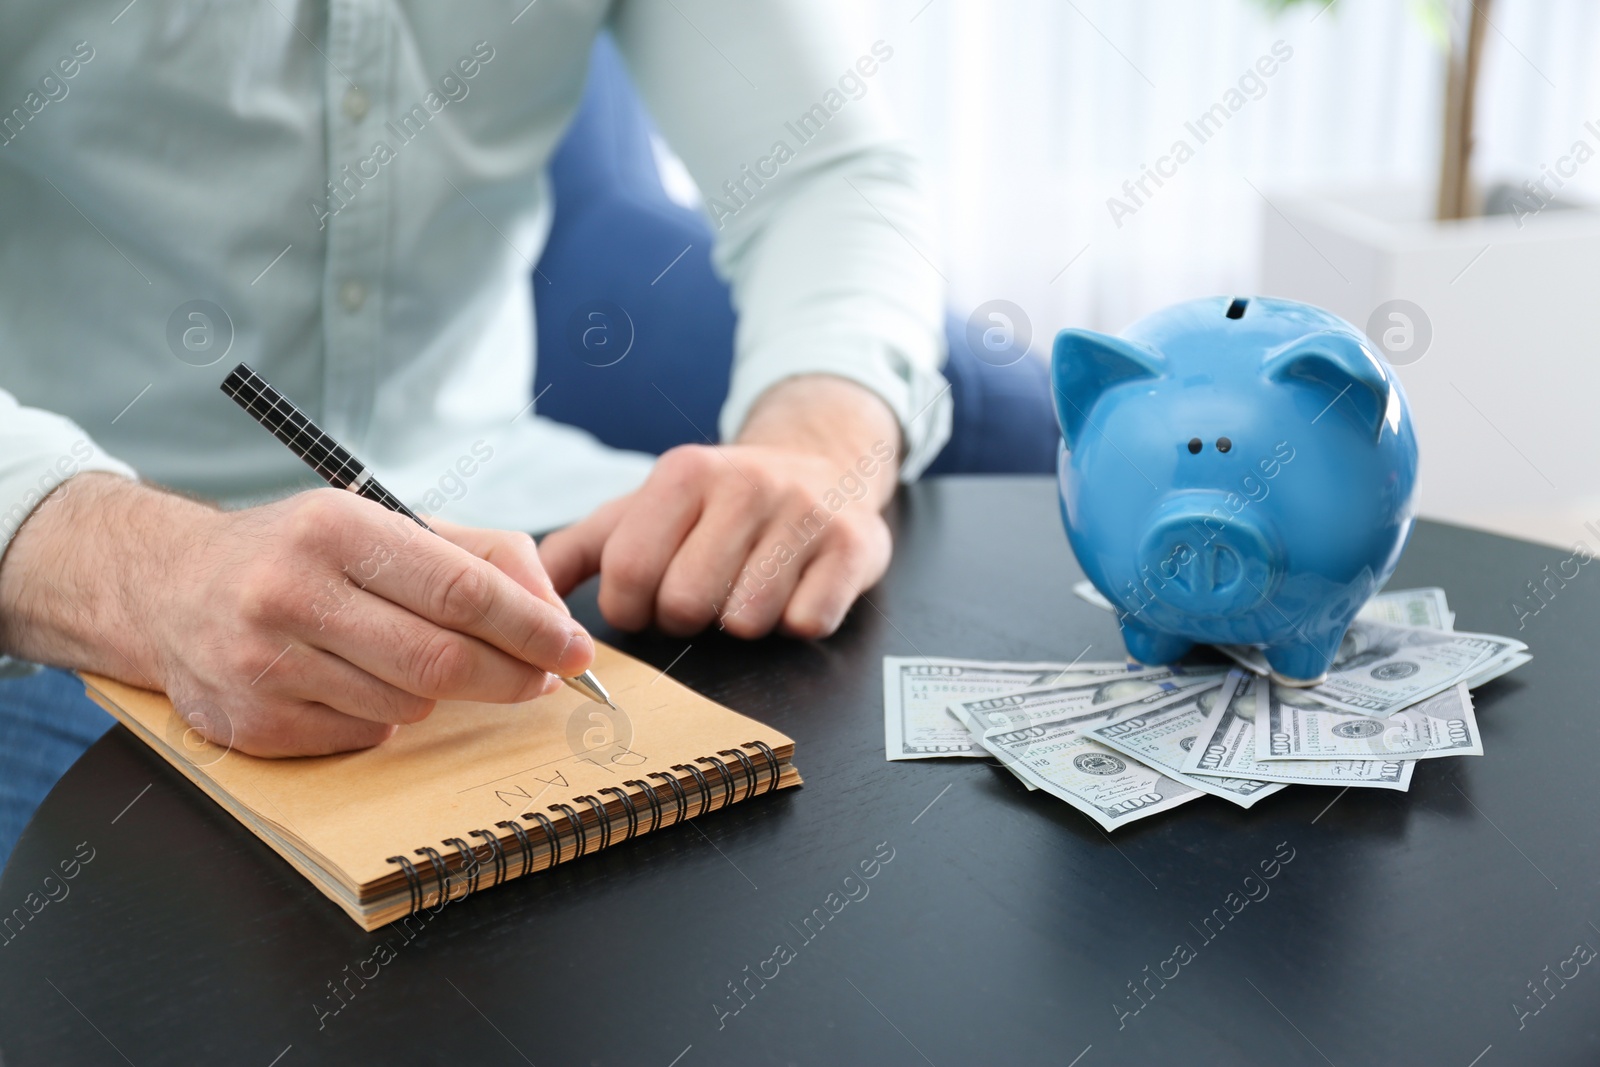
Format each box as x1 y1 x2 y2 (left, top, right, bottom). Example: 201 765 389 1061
829 0 1600 548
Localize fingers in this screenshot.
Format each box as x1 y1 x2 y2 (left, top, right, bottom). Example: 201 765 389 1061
430 517 566 613
344 516 594 679
540 445 893 639
283 646 437 725
286 646 564 724
650 494 767 636
780 520 892 639
718 518 825 639
310 583 563 703
591 487 703 632
539 496 629 596
230 700 399 758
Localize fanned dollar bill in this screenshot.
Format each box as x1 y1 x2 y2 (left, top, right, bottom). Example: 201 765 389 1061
1355 587 1453 630
883 656 1193 760
946 665 1225 740
1071 581 1453 631
1219 621 1526 717
1087 674 1287 809
1071 580 1117 613
976 718 1202 831
1464 651 1531 690
1258 682 1481 762
1181 673 1415 790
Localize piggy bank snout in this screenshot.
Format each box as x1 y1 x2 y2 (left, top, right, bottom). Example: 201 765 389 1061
1135 502 1281 619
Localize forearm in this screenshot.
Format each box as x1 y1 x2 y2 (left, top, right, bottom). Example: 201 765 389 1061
0 472 211 683
735 374 903 509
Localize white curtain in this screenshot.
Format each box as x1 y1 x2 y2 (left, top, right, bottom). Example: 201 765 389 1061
853 0 1600 335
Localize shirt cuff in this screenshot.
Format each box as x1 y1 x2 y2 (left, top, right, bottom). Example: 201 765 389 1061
0 399 138 564
717 333 953 481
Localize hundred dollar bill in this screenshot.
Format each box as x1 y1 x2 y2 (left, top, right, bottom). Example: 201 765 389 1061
1071 580 1117 613
883 656 1167 760
946 665 1226 741
1181 673 1415 790
1087 674 1287 809
1358 587 1452 630
1464 651 1531 690
1072 581 1452 631
976 718 1203 831
1218 620 1526 717
1257 682 1481 762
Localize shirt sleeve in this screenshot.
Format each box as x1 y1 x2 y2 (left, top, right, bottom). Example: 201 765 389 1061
608 0 952 479
0 389 138 563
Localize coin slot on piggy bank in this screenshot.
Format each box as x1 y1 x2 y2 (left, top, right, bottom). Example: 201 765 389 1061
1051 296 1418 686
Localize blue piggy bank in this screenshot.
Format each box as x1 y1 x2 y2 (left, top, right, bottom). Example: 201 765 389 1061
1052 296 1418 684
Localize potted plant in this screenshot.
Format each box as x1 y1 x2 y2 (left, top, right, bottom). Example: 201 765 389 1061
1256 0 1600 546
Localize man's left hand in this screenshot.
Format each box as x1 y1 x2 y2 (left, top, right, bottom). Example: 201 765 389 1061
539 376 903 639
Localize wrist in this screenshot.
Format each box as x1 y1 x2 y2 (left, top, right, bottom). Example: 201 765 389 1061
0 472 217 687
736 375 904 506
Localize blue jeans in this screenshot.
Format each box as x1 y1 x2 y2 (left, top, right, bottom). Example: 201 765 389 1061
0 662 114 871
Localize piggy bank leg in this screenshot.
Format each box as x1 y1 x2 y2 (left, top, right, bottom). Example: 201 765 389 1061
1262 637 1341 687
1118 616 1193 666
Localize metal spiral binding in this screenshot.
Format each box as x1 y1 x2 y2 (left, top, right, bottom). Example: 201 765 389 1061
674 762 714 817
415 846 453 905
600 786 640 840
696 755 737 809
386 741 784 917
649 771 691 825
626 778 665 833
470 829 507 887
720 747 759 801
528 811 562 869
441 837 481 896
495 819 535 879
550 802 586 858
577 794 612 852
746 739 782 793
387 853 424 914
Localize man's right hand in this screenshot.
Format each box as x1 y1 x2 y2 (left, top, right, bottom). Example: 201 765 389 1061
0 474 596 756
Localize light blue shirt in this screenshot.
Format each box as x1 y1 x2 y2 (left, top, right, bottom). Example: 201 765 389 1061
0 0 949 553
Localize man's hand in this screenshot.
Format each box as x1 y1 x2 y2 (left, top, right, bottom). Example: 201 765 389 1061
0 475 595 757
540 375 903 639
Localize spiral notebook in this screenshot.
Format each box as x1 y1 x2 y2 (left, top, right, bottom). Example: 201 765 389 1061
80 642 800 930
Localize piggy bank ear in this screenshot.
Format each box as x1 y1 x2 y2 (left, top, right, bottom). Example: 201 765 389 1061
1261 331 1400 441
1051 329 1166 451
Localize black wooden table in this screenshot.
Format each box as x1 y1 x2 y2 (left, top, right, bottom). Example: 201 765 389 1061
2 477 1596 1066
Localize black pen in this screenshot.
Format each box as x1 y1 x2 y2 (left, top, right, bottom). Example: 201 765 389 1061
220 362 617 710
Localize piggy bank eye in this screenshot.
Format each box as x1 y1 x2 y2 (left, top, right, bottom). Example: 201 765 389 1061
1186 437 1202 454
1216 437 1233 453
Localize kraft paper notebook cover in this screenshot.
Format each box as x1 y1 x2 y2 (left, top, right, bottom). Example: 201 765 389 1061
80 642 799 930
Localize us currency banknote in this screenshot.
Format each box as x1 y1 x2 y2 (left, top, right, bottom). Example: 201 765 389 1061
1355 587 1452 630
1257 682 1481 762
1181 673 1416 790
1071 581 1453 631
1219 621 1526 717
1464 651 1532 690
1086 674 1288 809
1071 581 1117 614
883 656 1185 760
945 665 1225 741
976 718 1203 831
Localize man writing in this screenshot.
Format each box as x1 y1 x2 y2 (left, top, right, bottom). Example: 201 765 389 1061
0 1 948 858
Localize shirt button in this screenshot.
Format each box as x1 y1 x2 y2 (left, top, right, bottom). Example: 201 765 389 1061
342 87 370 122
338 280 367 312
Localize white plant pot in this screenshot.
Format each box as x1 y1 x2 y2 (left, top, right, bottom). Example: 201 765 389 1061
1259 188 1600 548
